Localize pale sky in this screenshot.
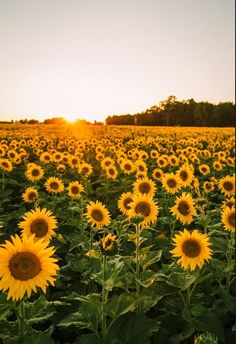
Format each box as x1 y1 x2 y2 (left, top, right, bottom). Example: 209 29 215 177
0 0 234 123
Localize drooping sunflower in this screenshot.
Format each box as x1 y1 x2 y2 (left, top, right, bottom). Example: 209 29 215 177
118 192 134 215
221 197 235 209
221 206 235 233
218 176 235 197
100 233 117 254
0 158 13 172
44 177 64 194
128 194 159 227
170 229 212 271
67 181 84 199
25 164 44 182
85 201 111 229
133 177 156 198
171 193 197 225
162 173 182 194
19 207 57 241
0 234 59 301
177 164 194 187
22 187 38 203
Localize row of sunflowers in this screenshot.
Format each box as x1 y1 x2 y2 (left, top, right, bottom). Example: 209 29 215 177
0 124 235 344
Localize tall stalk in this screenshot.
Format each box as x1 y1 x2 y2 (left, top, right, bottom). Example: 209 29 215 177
101 254 108 340
135 223 142 315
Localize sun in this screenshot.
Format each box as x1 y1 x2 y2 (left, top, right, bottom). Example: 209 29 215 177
62 113 79 123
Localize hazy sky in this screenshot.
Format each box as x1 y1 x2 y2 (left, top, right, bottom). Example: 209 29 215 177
0 0 234 122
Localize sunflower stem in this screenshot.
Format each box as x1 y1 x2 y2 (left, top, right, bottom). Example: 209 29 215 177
226 231 235 291
185 285 191 309
135 223 142 315
1 170 5 191
101 254 107 340
18 300 25 342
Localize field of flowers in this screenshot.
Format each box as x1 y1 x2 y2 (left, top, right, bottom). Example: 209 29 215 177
0 124 235 344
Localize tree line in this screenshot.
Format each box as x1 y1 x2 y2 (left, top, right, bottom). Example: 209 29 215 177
105 96 235 127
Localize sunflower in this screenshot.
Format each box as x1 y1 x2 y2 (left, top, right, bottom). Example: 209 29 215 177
128 194 159 227
69 156 81 169
67 181 84 199
101 157 115 170
44 177 64 194
177 164 193 187
170 229 212 271
85 201 111 229
218 176 235 197
25 164 44 182
120 159 136 175
0 235 59 301
135 160 148 174
152 168 163 181
213 160 222 171
57 163 66 173
0 158 13 172
133 177 156 198
79 162 93 176
100 233 117 253
19 207 57 241
22 187 38 203
198 164 210 176
221 206 235 233
221 197 235 209
171 193 197 225
118 192 134 215
162 173 182 194
203 181 215 193
40 152 52 163
105 165 118 179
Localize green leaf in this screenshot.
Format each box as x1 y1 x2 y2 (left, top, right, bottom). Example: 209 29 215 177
167 272 197 291
140 250 162 270
106 313 160 344
25 296 55 324
107 293 137 319
77 333 101 344
24 327 54 344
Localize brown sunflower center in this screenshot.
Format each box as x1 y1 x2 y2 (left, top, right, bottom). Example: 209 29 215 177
180 170 188 181
177 201 190 216
139 166 145 172
30 219 48 238
71 159 78 165
182 239 201 258
108 168 115 175
167 178 177 188
28 192 37 201
138 182 151 194
154 171 161 178
9 252 41 280
50 182 59 190
123 197 132 210
223 181 233 191
91 209 104 222
228 213 235 227
201 167 207 172
124 164 131 171
82 167 89 173
32 168 40 176
135 201 151 217
71 186 80 194
2 162 9 168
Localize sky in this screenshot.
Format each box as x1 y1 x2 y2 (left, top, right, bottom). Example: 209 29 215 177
0 0 235 123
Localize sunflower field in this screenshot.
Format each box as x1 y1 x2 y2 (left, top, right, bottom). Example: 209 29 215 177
0 124 235 344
